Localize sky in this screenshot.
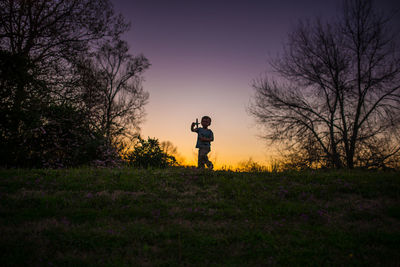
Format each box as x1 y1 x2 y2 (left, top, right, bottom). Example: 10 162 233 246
112 0 400 168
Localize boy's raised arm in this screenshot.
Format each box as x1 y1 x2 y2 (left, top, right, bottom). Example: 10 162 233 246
191 122 197 132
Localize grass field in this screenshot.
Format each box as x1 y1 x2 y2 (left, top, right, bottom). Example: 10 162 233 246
0 167 399 266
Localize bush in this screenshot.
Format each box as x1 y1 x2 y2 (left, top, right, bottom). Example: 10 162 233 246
0 101 116 168
236 158 267 172
125 136 177 168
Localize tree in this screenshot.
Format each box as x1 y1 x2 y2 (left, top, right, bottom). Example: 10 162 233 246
0 50 50 167
250 0 400 169
76 40 150 143
0 0 126 66
0 0 143 167
160 141 178 156
160 140 186 164
0 0 127 100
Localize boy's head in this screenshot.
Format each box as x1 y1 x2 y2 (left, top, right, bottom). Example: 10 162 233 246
201 116 211 128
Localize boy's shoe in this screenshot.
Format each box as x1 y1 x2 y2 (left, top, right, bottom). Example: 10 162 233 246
208 162 214 170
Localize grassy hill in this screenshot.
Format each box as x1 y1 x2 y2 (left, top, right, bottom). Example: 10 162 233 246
0 167 399 266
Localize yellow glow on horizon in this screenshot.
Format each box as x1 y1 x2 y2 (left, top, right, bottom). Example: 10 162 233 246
140 112 274 170
137 61 274 169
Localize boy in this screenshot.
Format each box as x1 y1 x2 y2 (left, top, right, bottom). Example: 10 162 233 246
191 116 214 169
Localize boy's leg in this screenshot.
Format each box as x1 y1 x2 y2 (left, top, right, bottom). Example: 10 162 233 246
198 147 210 168
199 147 213 169
206 153 214 170
198 148 205 168
206 158 213 170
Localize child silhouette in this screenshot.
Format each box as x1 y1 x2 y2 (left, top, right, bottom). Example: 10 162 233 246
191 116 214 169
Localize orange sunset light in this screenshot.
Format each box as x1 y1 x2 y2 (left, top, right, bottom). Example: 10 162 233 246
111 0 399 169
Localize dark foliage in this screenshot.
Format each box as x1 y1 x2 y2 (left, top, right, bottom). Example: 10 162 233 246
0 51 48 167
125 137 177 168
0 0 149 168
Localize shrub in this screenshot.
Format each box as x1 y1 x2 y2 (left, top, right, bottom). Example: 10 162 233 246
0 101 116 168
125 136 177 168
236 158 267 172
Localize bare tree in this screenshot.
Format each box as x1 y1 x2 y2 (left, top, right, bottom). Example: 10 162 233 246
250 0 400 169
0 0 127 134
160 141 178 156
77 40 150 143
0 0 126 63
0 0 127 86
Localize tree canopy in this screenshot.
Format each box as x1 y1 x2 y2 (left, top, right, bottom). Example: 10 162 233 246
250 0 400 169
0 0 150 167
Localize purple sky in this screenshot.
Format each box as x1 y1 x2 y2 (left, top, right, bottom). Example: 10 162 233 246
112 0 400 168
